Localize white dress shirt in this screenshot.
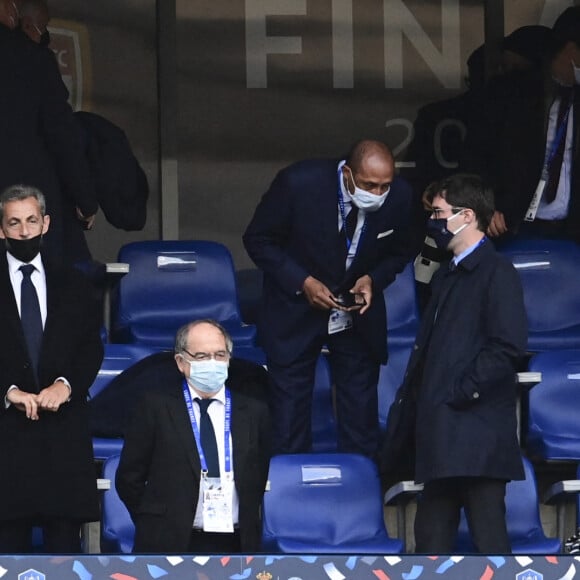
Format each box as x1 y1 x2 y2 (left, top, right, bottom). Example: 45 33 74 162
190 384 239 529
7 251 47 326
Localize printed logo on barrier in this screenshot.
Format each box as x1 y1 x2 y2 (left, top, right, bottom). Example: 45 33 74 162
48 19 92 111
18 569 46 580
516 570 543 580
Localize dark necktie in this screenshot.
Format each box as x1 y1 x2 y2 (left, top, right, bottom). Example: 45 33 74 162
19 264 43 380
544 88 574 203
196 398 220 477
344 206 359 241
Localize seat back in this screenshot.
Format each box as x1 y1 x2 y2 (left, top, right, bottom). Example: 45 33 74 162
113 240 256 347
377 345 413 432
384 262 420 347
527 350 580 461
455 456 561 553
262 453 402 553
89 343 163 399
101 454 135 553
499 239 580 350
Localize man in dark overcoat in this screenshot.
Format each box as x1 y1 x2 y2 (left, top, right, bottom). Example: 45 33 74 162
403 174 527 553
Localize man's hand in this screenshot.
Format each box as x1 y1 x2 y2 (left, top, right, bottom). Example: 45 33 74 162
6 388 39 420
36 381 70 413
303 276 344 311
349 275 373 315
76 207 96 230
487 211 508 238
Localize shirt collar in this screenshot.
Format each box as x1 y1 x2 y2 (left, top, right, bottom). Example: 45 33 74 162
452 236 487 267
337 159 352 206
6 250 44 277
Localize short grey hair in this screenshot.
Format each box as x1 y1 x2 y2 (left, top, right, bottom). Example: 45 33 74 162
174 319 234 355
0 184 46 221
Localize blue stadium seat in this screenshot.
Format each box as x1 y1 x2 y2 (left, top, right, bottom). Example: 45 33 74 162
90 344 163 461
112 240 257 348
378 345 413 433
499 238 580 351
384 262 420 347
101 454 135 553
526 350 580 461
455 456 561 553
262 453 403 553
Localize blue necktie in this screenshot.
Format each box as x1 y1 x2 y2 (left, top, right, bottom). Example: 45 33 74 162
20 264 43 380
196 398 220 477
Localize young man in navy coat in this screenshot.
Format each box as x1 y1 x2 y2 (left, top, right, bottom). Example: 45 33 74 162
407 174 527 553
243 140 416 457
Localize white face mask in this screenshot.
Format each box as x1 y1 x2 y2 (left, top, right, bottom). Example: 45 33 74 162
187 359 229 394
447 210 468 236
345 169 389 213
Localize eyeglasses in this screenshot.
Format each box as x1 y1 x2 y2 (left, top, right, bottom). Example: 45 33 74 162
430 207 466 218
181 348 230 362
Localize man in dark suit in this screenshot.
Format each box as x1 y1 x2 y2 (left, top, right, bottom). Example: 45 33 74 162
243 140 415 458
0 0 97 264
400 174 527 553
0 184 103 553
463 8 580 242
116 319 271 554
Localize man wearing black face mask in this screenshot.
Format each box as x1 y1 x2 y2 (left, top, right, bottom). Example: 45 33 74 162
382 174 527 553
0 184 103 553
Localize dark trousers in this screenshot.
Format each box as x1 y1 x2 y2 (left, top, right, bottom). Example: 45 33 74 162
267 327 380 457
188 529 241 553
0 517 82 553
414 477 510 554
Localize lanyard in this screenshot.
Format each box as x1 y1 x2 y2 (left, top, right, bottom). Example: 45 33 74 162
542 96 573 177
337 170 367 253
182 381 232 475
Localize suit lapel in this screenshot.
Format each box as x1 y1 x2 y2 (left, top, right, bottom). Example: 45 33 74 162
0 252 28 349
167 384 202 477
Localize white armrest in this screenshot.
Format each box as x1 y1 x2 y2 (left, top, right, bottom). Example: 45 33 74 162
545 480 580 504
384 480 424 505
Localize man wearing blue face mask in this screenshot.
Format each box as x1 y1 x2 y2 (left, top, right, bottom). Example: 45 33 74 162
382 173 527 553
116 319 271 554
244 139 416 458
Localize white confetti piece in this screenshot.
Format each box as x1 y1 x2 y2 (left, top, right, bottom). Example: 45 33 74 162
384 556 402 565
166 556 184 566
515 557 534 567
324 562 346 580
193 556 211 565
557 563 576 580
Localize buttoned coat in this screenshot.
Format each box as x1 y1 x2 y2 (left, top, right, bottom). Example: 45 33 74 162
403 240 527 484
0 252 103 521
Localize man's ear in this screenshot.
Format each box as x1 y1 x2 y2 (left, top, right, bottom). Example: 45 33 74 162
41 214 50 235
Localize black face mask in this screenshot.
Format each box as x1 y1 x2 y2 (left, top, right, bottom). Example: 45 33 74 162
5 235 43 263
40 29 50 47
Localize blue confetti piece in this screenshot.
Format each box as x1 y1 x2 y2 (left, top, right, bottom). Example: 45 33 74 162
487 556 506 568
147 564 169 578
345 557 357 570
436 559 456 574
97 556 110 567
265 556 285 566
299 556 318 564
120 556 137 563
229 568 252 580
361 557 378 566
403 565 424 580
72 560 92 580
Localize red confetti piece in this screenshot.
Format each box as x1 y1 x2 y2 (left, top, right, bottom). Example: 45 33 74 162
546 556 558 564
372 570 390 580
480 565 494 580
221 557 231 566
110 574 138 580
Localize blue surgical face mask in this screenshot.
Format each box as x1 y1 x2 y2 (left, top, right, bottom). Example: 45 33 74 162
426 211 467 250
187 359 229 394
345 169 390 213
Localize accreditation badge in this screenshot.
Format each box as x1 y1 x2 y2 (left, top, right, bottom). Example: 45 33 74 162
202 475 235 533
328 308 353 335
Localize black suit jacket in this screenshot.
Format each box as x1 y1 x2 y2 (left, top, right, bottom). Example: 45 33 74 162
116 370 271 553
0 252 103 521
243 158 415 365
401 240 526 484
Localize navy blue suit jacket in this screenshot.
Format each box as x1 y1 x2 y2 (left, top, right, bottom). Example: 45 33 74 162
243 159 415 366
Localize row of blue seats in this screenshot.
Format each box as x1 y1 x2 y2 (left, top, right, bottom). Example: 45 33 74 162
100 451 562 554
